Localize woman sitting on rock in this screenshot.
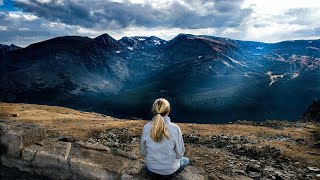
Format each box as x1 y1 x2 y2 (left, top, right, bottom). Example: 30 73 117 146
140 98 191 179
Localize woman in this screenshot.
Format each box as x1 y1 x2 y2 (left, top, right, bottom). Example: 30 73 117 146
140 98 190 178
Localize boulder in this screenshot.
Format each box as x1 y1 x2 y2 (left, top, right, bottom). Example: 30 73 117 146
307 167 320 172
112 148 138 160
208 173 252 180
120 160 146 180
1 155 33 173
22 144 42 161
76 140 111 152
175 166 206 180
69 145 131 179
32 141 72 179
0 120 46 158
121 174 145 180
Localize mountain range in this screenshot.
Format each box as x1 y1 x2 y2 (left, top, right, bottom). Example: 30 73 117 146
0 33 319 123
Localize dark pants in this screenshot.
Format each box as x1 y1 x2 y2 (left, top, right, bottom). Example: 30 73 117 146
145 157 191 180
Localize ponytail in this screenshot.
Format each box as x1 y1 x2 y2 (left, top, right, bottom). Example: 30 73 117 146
150 114 171 142
150 98 171 142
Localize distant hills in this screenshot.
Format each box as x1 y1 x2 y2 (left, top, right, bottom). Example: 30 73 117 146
0 34 319 123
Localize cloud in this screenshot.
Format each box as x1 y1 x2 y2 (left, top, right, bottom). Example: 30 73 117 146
14 0 253 30
0 11 79 47
108 26 216 40
0 9 217 47
1 0 320 46
235 7 320 42
284 8 320 26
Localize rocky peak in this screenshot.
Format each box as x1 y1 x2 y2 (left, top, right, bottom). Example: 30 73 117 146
118 36 166 50
0 44 21 54
94 33 123 50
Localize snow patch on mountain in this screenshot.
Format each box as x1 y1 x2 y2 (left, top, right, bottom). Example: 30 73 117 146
291 72 299 79
226 56 247 67
153 40 161 45
138 38 146 41
267 71 285 86
222 61 233 68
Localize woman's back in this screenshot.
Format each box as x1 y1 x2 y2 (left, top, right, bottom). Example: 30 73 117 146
140 98 190 177
141 116 185 175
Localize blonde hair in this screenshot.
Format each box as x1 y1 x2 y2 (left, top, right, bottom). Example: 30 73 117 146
150 98 171 142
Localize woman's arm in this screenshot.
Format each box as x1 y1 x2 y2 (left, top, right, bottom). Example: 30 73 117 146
140 126 147 157
174 127 185 159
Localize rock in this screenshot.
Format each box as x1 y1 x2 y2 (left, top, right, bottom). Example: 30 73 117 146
32 141 72 179
35 137 59 146
231 145 281 159
88 128 135 149
0 131 22 158
76 140 111 152
307 167 320 172
22 144 42 161
58 136 76 143
1 155 32 172
273 171 287 180
295 138 304 142
248 171 261 179
69 145 131 179
12 114 19 117
208 173 220 180
113 148 138 160
208 173 251 180
121 160 146 180
175 166 205 180
246 163 261 172
232 169 246 176
121 174 144 180
246 163 261 179
0 120 46 158
184 134 202 144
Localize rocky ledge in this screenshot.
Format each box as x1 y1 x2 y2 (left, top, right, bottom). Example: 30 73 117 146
0 102 319 179
0 119 205 180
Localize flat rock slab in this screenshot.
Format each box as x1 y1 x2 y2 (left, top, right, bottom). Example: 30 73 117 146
22 144 43 162
1 155 33 173
0 120 207 180
0 119 46 158
33 141 72 179
69 145 131 179
121 160 147 180
175 166 206 180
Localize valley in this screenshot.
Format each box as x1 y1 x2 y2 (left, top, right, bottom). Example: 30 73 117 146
0 34 319 123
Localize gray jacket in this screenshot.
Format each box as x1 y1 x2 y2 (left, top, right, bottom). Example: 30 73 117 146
140 116 185 175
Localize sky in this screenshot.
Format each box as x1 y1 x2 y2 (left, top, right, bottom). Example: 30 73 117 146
0 0 320 47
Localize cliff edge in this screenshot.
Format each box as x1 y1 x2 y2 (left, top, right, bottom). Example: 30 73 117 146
0 102 319 179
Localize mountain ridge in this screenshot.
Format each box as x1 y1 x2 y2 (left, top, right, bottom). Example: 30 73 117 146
0 33 319 123
2 33 320 48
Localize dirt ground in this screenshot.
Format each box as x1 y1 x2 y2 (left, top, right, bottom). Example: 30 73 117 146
1 102 319 179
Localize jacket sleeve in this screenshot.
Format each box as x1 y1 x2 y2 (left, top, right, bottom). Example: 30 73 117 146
140 126 147 157
174 126 185 159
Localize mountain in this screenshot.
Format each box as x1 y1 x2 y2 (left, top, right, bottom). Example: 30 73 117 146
119 36 166 50
0 44 21 54
0 34 319 123
0 35 129 108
